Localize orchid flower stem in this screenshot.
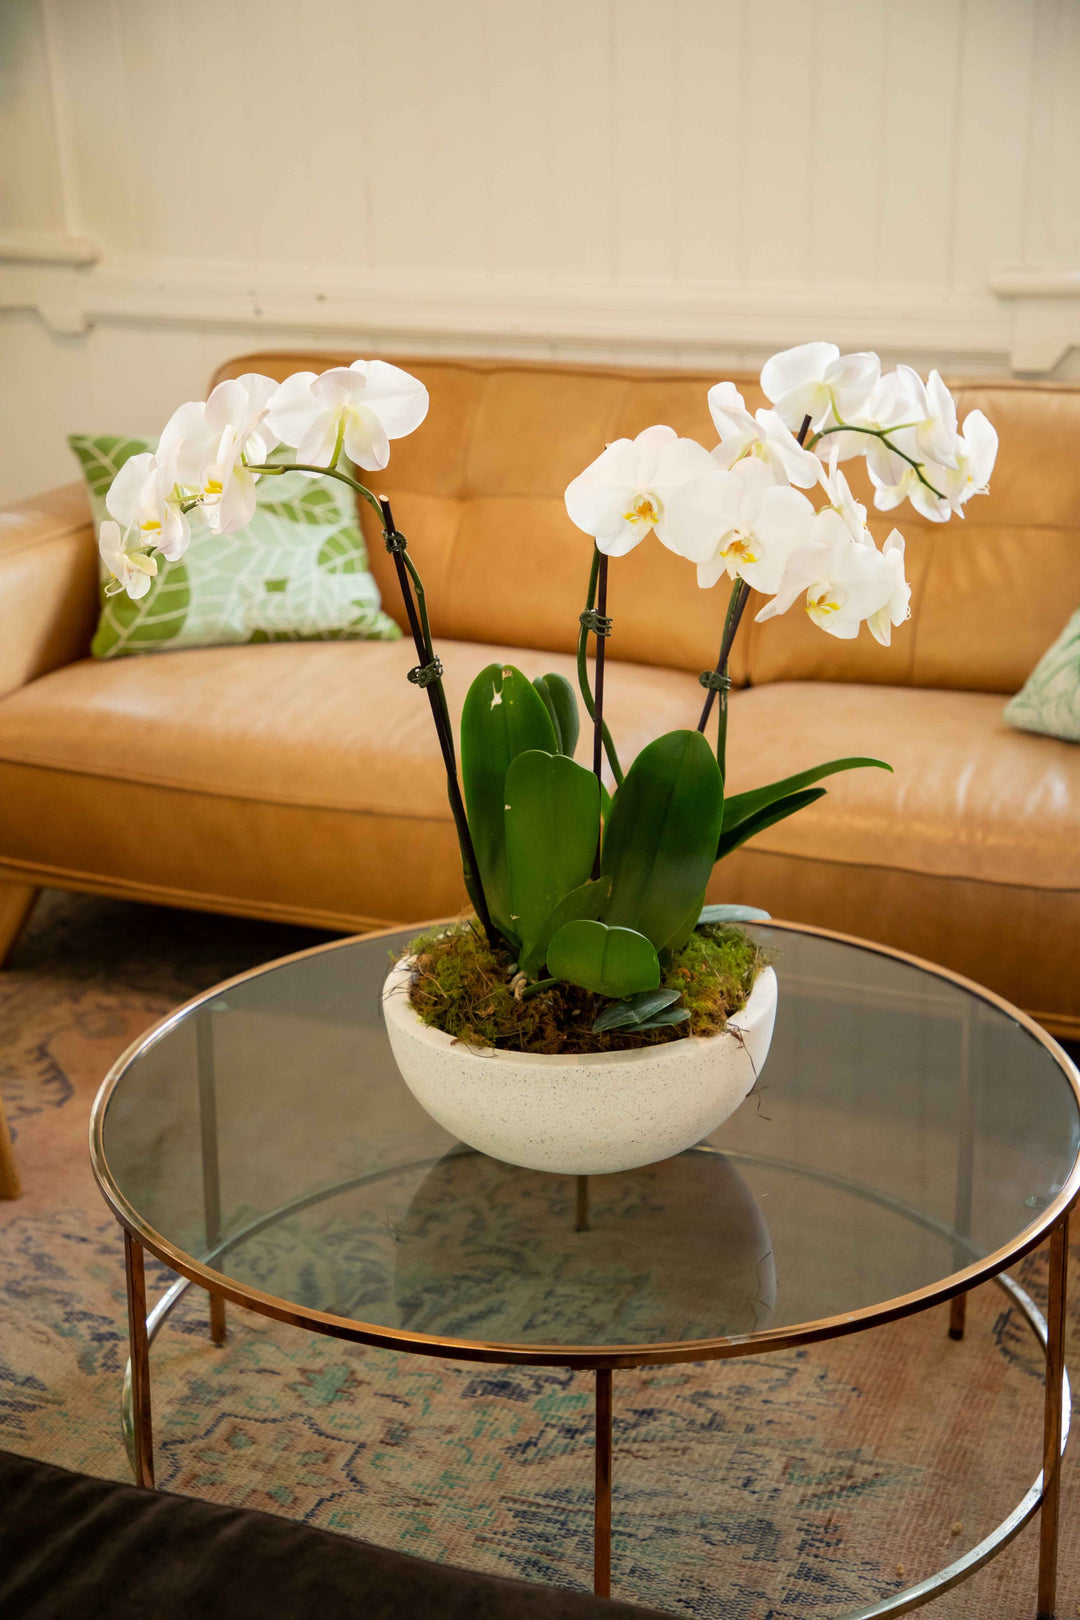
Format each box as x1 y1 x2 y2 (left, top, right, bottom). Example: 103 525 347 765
576 550 624 789
249 460 472 817
694 410 803 764
806 423 947 501
696 578 749 779
250 461 463 778
401 547 459 772
247 462 387 522
697 404 812 768
590 548 610 879
375 492 499 951
592 552 609 781
401 551 436 683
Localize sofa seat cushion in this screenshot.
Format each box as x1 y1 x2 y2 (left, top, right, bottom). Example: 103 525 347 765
724 683 1079 891
0 1448 674 1620
0 640 702 929
718 682 1080 1026
1 649 1075 1024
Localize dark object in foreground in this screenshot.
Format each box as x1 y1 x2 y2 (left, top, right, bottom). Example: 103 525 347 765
0 1448 677 1620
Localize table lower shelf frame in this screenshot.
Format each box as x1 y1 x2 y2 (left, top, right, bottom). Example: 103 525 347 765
115 1147 1073 1620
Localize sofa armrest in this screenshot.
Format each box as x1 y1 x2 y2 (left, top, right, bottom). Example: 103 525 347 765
0 483 99 698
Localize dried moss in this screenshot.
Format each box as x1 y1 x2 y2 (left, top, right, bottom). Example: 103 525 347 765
398 919 769 1055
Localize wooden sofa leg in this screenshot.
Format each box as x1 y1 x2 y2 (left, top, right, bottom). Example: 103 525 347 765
0 1100 19 1199
0 882 39 969
0 884 41 1197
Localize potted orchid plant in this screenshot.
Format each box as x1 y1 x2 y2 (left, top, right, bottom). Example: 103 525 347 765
101 344 996 1175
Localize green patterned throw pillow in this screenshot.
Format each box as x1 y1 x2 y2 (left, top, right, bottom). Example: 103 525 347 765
1004 609 1080 742
69 433 401 658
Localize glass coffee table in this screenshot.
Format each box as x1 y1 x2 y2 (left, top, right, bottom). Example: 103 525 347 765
90 921 1080 1618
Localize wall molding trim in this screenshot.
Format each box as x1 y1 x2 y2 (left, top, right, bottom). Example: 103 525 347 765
989 270 1080 372
0 233 100 267
2 252 1060 369
991 270 1080 298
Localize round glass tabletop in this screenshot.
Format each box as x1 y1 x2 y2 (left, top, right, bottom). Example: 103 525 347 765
91 922 1080 1364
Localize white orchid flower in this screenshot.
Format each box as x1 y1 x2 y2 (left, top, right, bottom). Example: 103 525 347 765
707 381 821 488
822 367 921 468
695 457 816 595
867 401 993 525
98 518 158 600
564 424 734 560
837 366 960 476
871 406 995 525
869 457 951 523
266 359 429 472
756 508 900 640
760 343 880 435
816 457 872 542
105 451 190 563
160 374 279 535
913 370 961 470
936 410 999 515
866 531 911 647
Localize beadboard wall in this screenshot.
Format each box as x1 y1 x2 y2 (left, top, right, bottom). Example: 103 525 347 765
1 0 1078 504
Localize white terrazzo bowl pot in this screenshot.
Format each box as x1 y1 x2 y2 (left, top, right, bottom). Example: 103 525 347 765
382 957 778 1175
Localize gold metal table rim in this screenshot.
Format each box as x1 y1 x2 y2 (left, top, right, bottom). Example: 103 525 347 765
93 1135 1074 1370
89 918 1080 1617
90 918 1080 1369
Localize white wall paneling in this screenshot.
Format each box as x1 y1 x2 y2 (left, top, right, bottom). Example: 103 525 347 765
1 0 1078 503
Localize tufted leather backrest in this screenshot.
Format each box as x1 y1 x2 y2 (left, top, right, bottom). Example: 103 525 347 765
211 353 1080 694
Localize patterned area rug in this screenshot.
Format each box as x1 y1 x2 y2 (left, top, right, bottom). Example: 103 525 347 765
1 891 1077 1620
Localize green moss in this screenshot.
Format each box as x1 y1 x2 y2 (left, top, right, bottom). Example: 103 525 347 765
400 920 769 1056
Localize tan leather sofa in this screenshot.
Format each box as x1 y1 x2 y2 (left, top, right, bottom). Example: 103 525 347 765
1 353 1078 1086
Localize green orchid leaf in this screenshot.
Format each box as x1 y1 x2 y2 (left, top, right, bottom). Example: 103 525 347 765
636 1006 690 1031
661 893 705 959
547 919 660 998
591 987 681 1033
601 729 724 950
533 673 580 758
460 664 557 937
591 1004 639 1033
716 787 827 861
545 674 580 758
698 903 772 925
722 757 890 831
592 992 688 1035
531 676 563 751
624 987 682 1019
518 875 611 981
505 750 600 962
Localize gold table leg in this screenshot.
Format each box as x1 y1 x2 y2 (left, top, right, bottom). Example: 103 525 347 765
209 1291 227 1345
594 1368 613 1598
123 1229 155 1489
948 1004 975 1342
1037 1215 1069 1620
197 1008 227 1346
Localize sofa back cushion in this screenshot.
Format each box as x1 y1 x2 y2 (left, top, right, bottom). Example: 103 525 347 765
211 354 1080 693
